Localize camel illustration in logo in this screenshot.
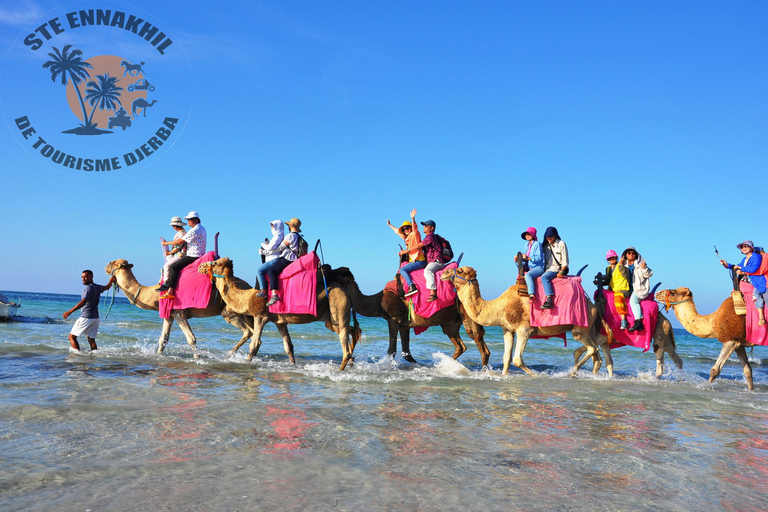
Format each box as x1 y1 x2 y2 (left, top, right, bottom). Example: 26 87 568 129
121 60 145 77
132 98 157 117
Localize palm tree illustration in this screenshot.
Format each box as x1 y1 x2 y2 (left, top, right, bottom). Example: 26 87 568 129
84 73 124 127
42 45 106 135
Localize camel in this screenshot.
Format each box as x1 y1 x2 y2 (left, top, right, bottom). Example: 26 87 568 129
332 267 490 366
573 311 683 378
104 259 253 358
656 287 753 390
441 266 601 375
132 98 157 117
198 258 360 370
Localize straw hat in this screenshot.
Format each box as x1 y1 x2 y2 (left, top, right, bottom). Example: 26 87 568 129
169 216 186 227
285 217 302 232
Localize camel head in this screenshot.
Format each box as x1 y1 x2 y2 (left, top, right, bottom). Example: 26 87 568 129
198 257 233 278
655 287 693 311
440 266 477 290
105 259 133 276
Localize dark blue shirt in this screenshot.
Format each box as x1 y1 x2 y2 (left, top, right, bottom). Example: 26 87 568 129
80 283 101 319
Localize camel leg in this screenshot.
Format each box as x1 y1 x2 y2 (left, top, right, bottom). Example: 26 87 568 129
653 340 665 378
441 322 466 361
329 289 353 371
224 313 253 355
174 311 199 358
598 343 611 377
386 320 399 357
398 325 418 363
571 329 599 375
276 323 295 364
158 317 174 354
511 328 535 376
501 330 515 375
734 346 754 391
663 327 684 370
246 316 270 361
709 341 738 385
573 345 586 366
350 311 362 351
465 324 490 368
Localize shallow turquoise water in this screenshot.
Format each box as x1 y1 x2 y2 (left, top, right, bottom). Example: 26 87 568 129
1 290 767 511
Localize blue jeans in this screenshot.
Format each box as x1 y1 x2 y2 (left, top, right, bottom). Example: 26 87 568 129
399 260 426 287
256 257 292 291
524 265 545 296
630 292 644 319
540 271 558 297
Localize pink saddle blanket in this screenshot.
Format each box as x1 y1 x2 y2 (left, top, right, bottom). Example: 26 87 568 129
739 281 768 346
159 252 215 319
529 276 589 328
393 262 458 335
598 290 658 351
267 252 319 315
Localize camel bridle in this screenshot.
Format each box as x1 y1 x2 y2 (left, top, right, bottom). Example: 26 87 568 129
659 290 692 312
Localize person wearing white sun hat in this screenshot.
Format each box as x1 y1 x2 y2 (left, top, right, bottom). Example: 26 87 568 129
157 211 207 299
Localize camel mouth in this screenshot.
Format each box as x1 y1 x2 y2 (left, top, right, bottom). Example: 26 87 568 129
654 290 667 302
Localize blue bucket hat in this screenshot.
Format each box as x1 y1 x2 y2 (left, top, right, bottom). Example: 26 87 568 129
543 226 559 239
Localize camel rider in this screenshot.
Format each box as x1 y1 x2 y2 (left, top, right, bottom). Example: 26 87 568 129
540 226 568 310
388 208 426 298
603 249 631 329
157 211 207 299
259 220 285 265
159 216 187 296
407 220 444 302
622 247 652 332
256 217 303 306
514 227 545 304
721 240 766 326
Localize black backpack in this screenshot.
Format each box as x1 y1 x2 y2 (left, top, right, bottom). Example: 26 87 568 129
294 233 309 257
435 234 454 263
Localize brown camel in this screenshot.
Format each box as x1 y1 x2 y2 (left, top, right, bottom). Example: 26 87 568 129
105 259 253 358
332 267 490 366
441 266 601 375
573 312 683 378
656 287 753 390
198 258 360 370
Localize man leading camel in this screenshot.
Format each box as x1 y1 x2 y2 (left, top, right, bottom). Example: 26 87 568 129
63 270 116 352
157 211 207 299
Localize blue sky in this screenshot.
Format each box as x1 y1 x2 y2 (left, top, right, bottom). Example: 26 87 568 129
1 1 766 326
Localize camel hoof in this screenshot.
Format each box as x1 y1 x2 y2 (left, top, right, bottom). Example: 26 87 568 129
339 356 354 371
402 352 418 364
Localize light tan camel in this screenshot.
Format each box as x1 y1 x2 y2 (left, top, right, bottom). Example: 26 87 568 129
573 312 683 377
332 267 490 366
441 266 601 375
105 259 253 358
656 287 753 390
198 258 360 370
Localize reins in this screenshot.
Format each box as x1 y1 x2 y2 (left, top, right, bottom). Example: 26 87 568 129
658 290 692 312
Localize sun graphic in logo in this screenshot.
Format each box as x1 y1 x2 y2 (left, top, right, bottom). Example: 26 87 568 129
49 52 158 135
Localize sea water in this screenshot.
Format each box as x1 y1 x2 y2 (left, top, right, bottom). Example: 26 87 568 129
1 291 767 512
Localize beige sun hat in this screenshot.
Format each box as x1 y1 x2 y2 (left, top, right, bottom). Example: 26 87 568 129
285 217 302 232
169 216 186 227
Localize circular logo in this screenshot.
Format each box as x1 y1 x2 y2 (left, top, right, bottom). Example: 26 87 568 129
1 1 193 174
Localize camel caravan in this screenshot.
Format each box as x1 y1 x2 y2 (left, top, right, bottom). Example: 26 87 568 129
102 211 767 389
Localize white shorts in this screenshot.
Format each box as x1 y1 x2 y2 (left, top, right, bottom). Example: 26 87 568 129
70 317 100 338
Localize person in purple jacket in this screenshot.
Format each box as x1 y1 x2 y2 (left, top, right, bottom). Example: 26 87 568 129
721 240 766 326
408 220 444 302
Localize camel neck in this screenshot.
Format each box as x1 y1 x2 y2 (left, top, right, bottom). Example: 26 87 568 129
346 282 385 317
673 300 716 338
115 269 157 311
457 281 501 327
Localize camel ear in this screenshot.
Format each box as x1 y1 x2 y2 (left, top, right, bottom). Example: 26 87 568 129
128 264 134 269
223 259 233 277
467 269 477 280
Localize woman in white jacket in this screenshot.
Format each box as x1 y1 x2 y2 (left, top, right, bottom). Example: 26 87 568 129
540 226 569 310
621 246 653 332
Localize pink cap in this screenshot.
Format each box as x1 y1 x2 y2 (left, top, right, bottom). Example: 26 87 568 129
606 249 618 260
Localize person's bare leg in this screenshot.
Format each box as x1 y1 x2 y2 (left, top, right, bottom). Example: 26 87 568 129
69 334 81 351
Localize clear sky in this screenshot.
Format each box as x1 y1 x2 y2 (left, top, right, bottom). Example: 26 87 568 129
1 1 766 326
